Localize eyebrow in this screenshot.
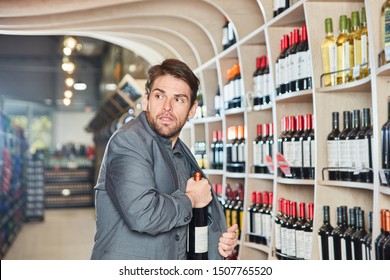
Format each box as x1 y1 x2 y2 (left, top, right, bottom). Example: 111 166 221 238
151 88 190 100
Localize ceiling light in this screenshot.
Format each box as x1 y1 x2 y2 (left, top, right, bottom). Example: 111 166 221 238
65 77 75 87
61 60 75 74
63 47 72 56
105 83 117 91
64 90 73 98
63 98 71 106
63 37 78 50
73 82 87 91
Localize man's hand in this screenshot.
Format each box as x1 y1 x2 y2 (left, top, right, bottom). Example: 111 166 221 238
185 177 212 208
218 224 239 258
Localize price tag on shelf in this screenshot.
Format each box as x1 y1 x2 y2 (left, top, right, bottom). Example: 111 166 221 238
276 152 292 178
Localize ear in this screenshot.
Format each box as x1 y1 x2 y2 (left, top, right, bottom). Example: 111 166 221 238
141 95 148 111
187 100 198 119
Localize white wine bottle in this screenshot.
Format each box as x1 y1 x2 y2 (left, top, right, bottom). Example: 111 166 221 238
336 15 350 85
380 0 390 66
321 18 337 87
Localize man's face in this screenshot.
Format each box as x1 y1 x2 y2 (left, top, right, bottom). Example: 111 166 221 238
144 75 197 143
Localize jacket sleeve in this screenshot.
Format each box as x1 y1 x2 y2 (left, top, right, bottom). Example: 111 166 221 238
104 129 193 236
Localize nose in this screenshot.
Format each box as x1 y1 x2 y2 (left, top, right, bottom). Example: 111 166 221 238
163 97 173 112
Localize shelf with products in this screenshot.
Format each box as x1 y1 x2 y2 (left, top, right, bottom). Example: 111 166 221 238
43 156 94 208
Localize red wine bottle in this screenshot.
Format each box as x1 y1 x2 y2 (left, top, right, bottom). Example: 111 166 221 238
286 201 298 257
291 115 304 178
356 108 373 183
382 211 390 260
327 112 340 180
274 197 284 255
339 111 352 181
351 209 367 260
280 199 291 256
376 209 390 260
303 202 314 259
361 211 373 260
294 202 306 259
296 24 312 91
187 171 208 260
330 205 348 260
318 205 334 260
247 191 257 242
381 97 390 169
341 207 358 260
346 109 361 181
301 114 315 179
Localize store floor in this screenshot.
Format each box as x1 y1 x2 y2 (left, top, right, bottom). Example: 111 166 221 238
4 207 96 260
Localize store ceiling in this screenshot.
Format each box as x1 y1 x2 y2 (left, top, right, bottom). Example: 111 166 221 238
0 0 264 113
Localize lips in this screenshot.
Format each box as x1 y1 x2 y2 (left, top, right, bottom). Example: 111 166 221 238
158 114 175 124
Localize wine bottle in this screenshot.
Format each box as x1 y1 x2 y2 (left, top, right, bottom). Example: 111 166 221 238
282 115 296 178
361 211 373 260
376 209 390 260
247 191 257 242
374 209 387 260
296 24 312 91
279 34 290 95
277 116 289 174
263 56 271 105
330 206 348 260
348 11 360 81
327 112 340 180
214 87 221 116
266 122 274 174
341 207 358 260
274 197 284 255
284 30 294 94
380 0 390 66
336 15 350 85
253 56 263 108
210 130 218 169
291 115 304 179
288 28 300 93
321 18 337 87
222 18 229 50
303 202 314 260
236 125 246 172
254 191 263 244
339 111 352 181
356 108 373 183
216 130 224 170
223 184 233 229
351 209 367 260
301 114 315 179
358 7 369 78
187 171 208 260
275 39 283 96
346 109 361 181
318 205 334 260
261 191 272 246
294 202 306 259
233 185 244 240
382 97 390 170
260 123 270 174
286 201 298 257
253 124 263 173
382 210 390 260
280 199 290 256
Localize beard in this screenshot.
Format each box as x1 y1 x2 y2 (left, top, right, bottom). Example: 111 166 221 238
145 110 188 140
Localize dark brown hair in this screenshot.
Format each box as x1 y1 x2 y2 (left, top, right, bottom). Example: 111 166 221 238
145 58 199 106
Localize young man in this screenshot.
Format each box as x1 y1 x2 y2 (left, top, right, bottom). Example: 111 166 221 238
91 58 237 260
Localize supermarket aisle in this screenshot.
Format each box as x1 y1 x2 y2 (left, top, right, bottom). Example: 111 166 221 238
4 208 96 260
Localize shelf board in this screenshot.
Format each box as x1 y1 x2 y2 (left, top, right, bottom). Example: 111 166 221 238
252 103 273 111
318 180 374 191
316 76 372 93
267 1 305 27
379 186 390 196
275 90 313 104
203 169 224 176
277 177 315 185
225 172 246 178
242 241 270 253
224 107 246 116
191 116 223 124
248 173 274 180
377 63 390 76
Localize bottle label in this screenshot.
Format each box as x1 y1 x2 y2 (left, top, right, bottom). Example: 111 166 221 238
287 228 296 256
289 53 298 82
281 226 288 254
296 230 305 259
361 34 368 67
254 212 262 235
356 138 370 173
327 140 339 169
275 222 281 250
303 140 310 167
303 230 313 259
338 140 349 168
347 139 358 169
195 226 208 253
292 139 303 167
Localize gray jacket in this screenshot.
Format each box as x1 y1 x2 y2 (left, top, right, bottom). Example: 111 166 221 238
91 111 226 260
